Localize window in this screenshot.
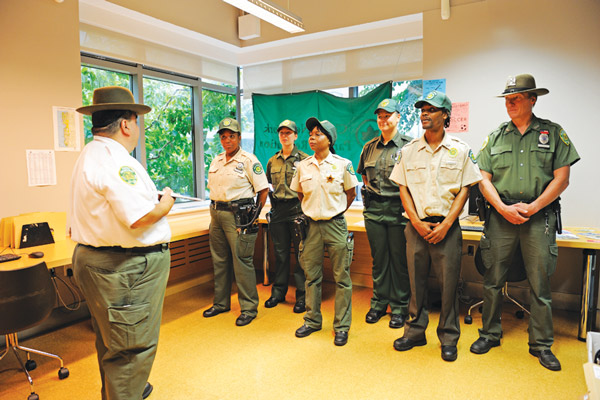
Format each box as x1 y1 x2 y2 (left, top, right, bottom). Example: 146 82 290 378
143 77 195 197
80 65 131 144
202 89 236 199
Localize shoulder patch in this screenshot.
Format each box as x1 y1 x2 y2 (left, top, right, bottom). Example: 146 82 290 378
469 149 477 164
559 130 571 146
119 166 137 185
346 163 355 175
480 136 489 151
252 163 264 175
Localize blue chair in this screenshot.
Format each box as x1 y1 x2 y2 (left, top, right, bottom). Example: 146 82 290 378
0 262 69 400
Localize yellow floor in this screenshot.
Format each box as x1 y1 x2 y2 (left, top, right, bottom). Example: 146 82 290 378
0 282 589 400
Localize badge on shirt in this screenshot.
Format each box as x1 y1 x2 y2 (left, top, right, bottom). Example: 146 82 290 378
331 164 338 171
327 175 335 183
468 149 477 164
392 149 402 162
448 147 458 157
235 162 244 174
119 166 137 185
538 130 550 148
559 129 571 146
252 163 264 175
346 163 355 175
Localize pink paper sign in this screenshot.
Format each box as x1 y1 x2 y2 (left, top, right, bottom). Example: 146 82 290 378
447 102 469 133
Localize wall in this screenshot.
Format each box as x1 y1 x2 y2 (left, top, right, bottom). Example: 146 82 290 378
423 0 600 308
0 0 83 220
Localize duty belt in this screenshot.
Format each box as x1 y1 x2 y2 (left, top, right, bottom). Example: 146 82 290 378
81 243 168 254
309 212 345 222
370 193 402 202
210 199 253 211
421 216 445 223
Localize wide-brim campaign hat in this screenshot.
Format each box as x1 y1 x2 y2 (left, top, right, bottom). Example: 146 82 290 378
76 86 151 115
497 74 549 97
306 117 337 146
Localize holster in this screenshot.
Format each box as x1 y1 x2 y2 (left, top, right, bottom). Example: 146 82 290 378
361 185 370 208
293 214 310 242
232 200 260 234
476 193 491 223
551 197 562 234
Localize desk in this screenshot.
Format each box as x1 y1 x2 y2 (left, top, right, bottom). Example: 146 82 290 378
0 209 212 271
260 207 600 341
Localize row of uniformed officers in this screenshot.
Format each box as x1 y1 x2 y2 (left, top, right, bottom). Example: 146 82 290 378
69 73 579 399
203 74 579 370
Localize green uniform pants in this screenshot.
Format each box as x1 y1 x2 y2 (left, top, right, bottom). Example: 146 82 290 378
299 217 353 332
479 209 558 350
404 221 462 346
268 201 305 302
363 198 410 315
73 244 170 400
209 208 259 317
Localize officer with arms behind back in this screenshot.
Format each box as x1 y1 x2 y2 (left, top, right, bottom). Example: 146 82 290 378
357 98 412 329
290 117 358 346
203 117 269 327
264 120 309 313
470 74 580 371
390 91 482 362
70 86 175 400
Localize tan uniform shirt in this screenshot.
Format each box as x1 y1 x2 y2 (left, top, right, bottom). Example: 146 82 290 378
208 149 268 202
390 133 481 220
290 152 359 220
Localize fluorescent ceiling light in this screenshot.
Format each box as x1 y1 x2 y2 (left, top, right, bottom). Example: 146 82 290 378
223 0 304 33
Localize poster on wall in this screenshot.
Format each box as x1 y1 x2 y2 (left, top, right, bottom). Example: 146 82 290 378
447 102 469 133
26 149 57 186
53 106 81 151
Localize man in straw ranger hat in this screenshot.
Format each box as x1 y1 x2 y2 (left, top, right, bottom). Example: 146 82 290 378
470 74 580 371
70 86 174 399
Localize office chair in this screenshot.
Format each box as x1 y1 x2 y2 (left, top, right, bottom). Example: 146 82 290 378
0 262 69 400
464 243 530 324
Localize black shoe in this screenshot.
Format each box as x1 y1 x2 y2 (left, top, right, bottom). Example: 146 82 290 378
293 300 306 313
295 324 321 338
393 336 427 352
441 345 458 362
203 306 230 318
365 308 387 324
142 382 153 399
389 314 406 329
235 314 255 326
529 348 561 371
334 331 348 346
265 297 283 308
470 337 501 354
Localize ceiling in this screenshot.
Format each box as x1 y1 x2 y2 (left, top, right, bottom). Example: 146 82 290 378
79 0 483 66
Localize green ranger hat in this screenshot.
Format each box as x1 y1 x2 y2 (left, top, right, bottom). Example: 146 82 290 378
277 119 298 133
497 73 549 97
217 117 241 134
415 90 453 113
306 117 337 146
374 98 400 114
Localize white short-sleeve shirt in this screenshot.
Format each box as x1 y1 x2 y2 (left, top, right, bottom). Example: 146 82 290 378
69 136 171 247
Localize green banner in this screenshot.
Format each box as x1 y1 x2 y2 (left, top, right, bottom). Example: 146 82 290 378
252 82 392 178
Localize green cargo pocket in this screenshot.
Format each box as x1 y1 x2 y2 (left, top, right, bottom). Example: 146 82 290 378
346 236 354 270
108 302 150 350
547 244 559 276
237 231 258 259
478 236 493 270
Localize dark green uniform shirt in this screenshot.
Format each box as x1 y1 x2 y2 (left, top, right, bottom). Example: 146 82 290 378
477 115 580 201
266 145 308 200
357 131 413 197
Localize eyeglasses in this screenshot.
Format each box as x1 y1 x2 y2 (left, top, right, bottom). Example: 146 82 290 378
420 107 442 114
